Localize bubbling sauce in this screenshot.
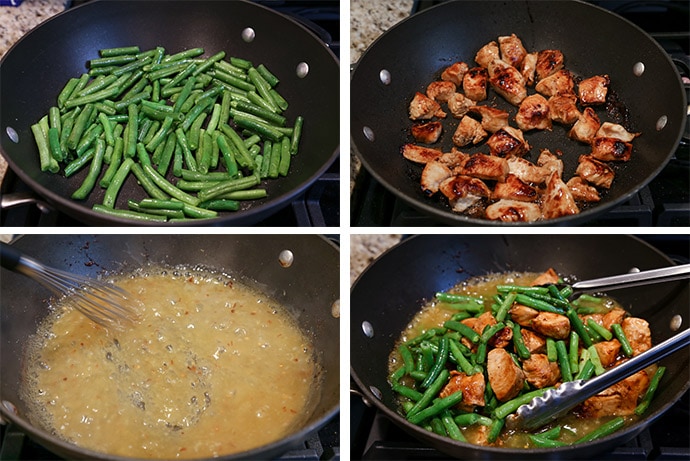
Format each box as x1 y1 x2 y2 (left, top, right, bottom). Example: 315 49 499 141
22 267 320 459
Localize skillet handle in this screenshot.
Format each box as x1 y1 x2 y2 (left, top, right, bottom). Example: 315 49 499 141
0 242 22 271
0 192 52 213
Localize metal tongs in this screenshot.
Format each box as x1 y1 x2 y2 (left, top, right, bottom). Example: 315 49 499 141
567 263 690 294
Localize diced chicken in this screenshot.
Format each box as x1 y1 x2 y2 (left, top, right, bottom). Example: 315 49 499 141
567 176 601 202
441 61 470 86
542 171 580 219
520 329 547 354
537 149 564 179
468 105 510 133
421 160 452 196
439 175 491 213
548 94 581 125
488 59 528 105
621 317 652 356
453 115 488 147
578 370 649 417
409 92 445 120
401 143 443 164
487 126 530 158
507 156 550 184
591 137 633 162
426 80 456 103
596 122 640 142
493 174 539 202
523 353 561 388
461 153 509 182
575 155 615 189
531 312 571 339
491 325 514 348
485 200 542 222
439 371 486 411
411 121 443 144
475 41 500 68
531 268 560 286
487 348 525 402
442 149 472 172
498 33 528 69
602 307 626 330
473 312 498 335
578 75 610 105
509 303 539 327
535 49 565 81
569 107 601 143
593 339 622 368
463 67 489 101
447 92 475 118
516 94 552 131
535 69 575 97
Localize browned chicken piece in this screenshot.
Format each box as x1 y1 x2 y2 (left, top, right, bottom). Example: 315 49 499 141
448 93 475 118
487 126 531 158
426 80 456 103
498 33 528 69
578 370 649 417
461 153 509 182
441 61 470 86
537 149 564 179
602 307 627 330
488 59 528 105
487 348 525 402
535 69 575 97
575 155 615 189
468 105 510 133
596 122 641 142
509 303 540 327
522 353 561 388
520 329 547 354
548 93 581 125
569 107 601 143
591 137 633 162
593 339 622 368
491 325 514 348
542 171 580 219
409 92 445 120
411 121 443 144
578 74 610 105
622 317 652 356
401 143 443 164
516 94 552 131
453 115 488 147
535 49 565 81
521 52 538 86
439 371 486 411
439 175 491 213
531 268 560 286
475 41 500 68
463 67 489 101
567 176 601 202
421 160 452 196
473 312 498 336
485 199 542 222
507 156 550 184
493 174 539 202
531 311 571 339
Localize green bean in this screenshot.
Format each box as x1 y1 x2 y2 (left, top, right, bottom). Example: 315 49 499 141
514 294 564 314
512 322 532 360
399 344 415 374
566 308 593 348
162 47 205 63
180 203 217 219
128 200 184 219
527 291 571 310
137 198 185 210
436 292 484 305
575 416 625 443
47 127 64 162
481 322 506 344
441 410 466 442
247 67 279 112
64 147 95 177
408 391 464 425
497 285 550 295
220 124 254 168
587 345 606 376
635 366 665 415
487 417 504 444
99 46 140 57
230 56 252 69
72 139 105 200
545 337 557 362
156 132 177 176
290 115 303 155
100 137 124 188
453 413 493 427
475 341 488 365
130 163 168 200
278 136 291 177
610 323 633 357
67 103 95 150
57 78 80 109
495 292 516 323
443 320 480 344
93 203 167 222
421 336 449 389
76 123 103 157
31 123 59 173
449 338 475 375
196 175 259 202
256 63 279 87
407 369 450 418
141 164 199 206
392 383 423 402
529 434 566 448
230 100 286 126
575 359 595 380
539 425 562 440
555 340 573 382
198 199 240 211
587 318 613 341
269 88 289 111
232 112 285 142
102 157 134 208
174 128 197 172
569 331 580 374
493 387 553 420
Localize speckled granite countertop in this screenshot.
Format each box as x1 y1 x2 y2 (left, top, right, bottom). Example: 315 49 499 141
350 234 402 285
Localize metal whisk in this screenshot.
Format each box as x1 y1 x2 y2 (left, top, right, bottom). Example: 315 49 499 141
0 242 138 329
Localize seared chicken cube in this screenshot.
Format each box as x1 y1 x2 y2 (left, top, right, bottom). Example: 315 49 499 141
411 121 443 144
569 107 601 143
475 41 500 68
520 329 547 354
576 155 615 188
439 175 491 213
401 143 443 164
537 149 564 179
523 353 561 388
409 92 445 120
548 93 581 125
453 115 488 147
468 105 510 133
441 61 470 86
566 176 601 202
602 307 627 330
621 317 652 356
596 122 640 142
535 69 575 97
463 67 489 101
516 94 552 131
493 174 539 202
487 126 530 157
440 371 486 411
485 199 542 222
509 303 539 327
542 171 580 219
579 74 610 105
488 59 528 105
426 80 456 103
578 370 649 417
531 268 560 286
461 153 509 182
498 33 528 69
591 137 633 162
507 156 550 184
487 348 525 401
447 92 475 118
593 339 622 368
531 311 571 339
521 52 538 86
421 160 452 196
535 49 564 81
473 311 498 336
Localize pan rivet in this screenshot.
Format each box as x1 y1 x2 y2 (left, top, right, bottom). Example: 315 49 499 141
633 62 645 77
331 299 340 319
6 126 19 143
670 314 682 331
656 115 668 131
363 126 375 142
241 27 255 43
369 386 382 400
362 321 374 338
296 62 309 79
379 69 391 85
278 250 294 268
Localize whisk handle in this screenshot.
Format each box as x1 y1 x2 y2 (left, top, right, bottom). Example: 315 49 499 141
0 242 23 271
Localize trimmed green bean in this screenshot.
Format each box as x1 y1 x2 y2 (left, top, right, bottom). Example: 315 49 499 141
575 417 625 443
449 338 475 375
555 340 573 382
408 391 464 425
441 410 466 442
493 387 553 420
529 434 566 448
290 115 303 155
453 413 493 427
72 139 105 200
31 123 59 173
487 417 504 444
587 318 613 341
611 323 634 357
392 383 423 402
443 320 480 343
421 336 449 389
566 308 593 348
198 199 240 211
514 294 564 314
587 345 606 376
569 331 580 374
512 322 532 360
141 164 199 206
635 366 665 415
93 203 167 222
102 157 134 208
407 369 450 418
